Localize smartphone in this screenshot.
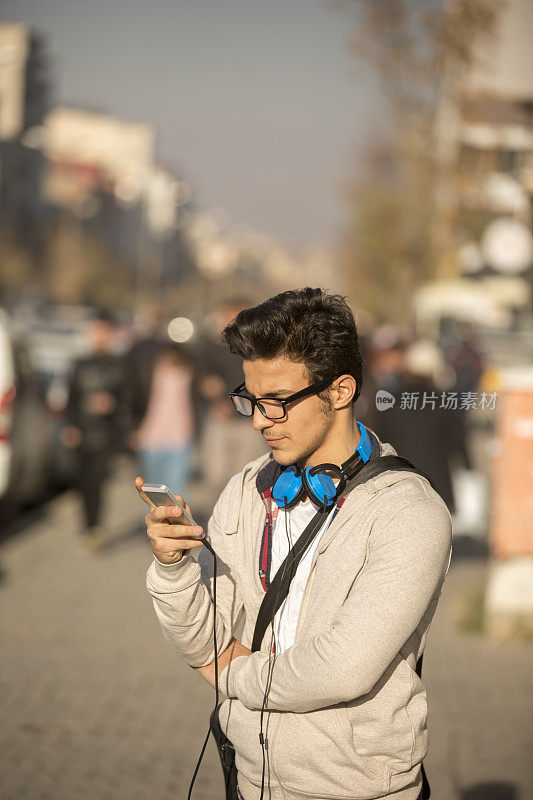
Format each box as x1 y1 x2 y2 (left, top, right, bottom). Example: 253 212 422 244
140 483 201 531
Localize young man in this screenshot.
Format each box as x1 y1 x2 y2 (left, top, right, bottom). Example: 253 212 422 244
140 288 453 800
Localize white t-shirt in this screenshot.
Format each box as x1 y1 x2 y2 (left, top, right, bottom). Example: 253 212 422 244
270 498 337 655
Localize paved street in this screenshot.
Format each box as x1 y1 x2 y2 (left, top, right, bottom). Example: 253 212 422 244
1 457 532 800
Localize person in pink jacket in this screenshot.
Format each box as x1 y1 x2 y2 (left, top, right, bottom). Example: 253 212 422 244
133 343 194 497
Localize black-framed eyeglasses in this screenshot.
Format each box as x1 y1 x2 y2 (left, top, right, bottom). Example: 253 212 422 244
229 377 334 420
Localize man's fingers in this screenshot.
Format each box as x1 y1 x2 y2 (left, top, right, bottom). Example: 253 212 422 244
146 518 203 539
147 504 192 524
148 524 205 558
155 537 204 552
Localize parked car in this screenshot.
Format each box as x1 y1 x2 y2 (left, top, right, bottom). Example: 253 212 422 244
22 305 93 488
0 310 53 508
0 311 16 500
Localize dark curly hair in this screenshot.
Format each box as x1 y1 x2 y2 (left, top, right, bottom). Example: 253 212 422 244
221 287 363 405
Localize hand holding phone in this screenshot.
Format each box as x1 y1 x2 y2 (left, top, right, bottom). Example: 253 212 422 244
135 477 205 565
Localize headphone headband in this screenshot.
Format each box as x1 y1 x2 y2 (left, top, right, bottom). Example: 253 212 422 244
272 421 373 509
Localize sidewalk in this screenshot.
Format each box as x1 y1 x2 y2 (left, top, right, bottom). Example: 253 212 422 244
0 458 531 800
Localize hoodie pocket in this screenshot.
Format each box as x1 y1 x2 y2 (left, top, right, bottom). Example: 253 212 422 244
336 658 420 781
272 704 391 799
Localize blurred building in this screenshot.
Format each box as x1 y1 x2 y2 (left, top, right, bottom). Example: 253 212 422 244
428 0 533 640
43 107 154 208
416 0 533 366
0 22 50 281
0 21 328 317
0 23 28 140
39 107 197 302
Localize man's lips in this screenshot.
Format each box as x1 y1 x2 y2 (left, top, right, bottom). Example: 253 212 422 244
264 437 285 444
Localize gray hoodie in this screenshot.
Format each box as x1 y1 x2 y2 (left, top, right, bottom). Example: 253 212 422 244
146 435 453 800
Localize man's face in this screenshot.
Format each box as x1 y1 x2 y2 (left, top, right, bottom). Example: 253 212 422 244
242 355 335 467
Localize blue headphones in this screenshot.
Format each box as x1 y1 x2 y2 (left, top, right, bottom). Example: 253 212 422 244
272 421 373 510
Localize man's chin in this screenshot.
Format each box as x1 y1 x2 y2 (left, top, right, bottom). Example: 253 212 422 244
272 454 293 467
271 449 298 467
264 437 300 466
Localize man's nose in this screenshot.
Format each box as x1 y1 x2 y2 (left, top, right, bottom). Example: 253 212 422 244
252 405 273 431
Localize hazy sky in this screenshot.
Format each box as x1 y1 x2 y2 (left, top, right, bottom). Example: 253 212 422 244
2 0 380 245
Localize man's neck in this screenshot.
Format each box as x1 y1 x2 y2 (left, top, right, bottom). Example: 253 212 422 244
301 416 362 469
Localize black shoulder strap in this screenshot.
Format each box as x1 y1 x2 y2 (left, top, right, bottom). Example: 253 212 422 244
251 455 437 653
349 455 437 493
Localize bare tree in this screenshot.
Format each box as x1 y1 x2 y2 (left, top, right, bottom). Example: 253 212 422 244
335 0 503 322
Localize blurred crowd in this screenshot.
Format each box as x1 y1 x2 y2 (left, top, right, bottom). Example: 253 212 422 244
0 300 487 551
47 302 484 550
56 300 268 549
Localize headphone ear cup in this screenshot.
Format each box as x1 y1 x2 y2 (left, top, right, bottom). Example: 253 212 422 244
272 465 304 508
303 467 338 509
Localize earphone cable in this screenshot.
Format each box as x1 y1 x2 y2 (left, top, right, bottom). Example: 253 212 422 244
259 503 298 800
187 538 218 800
269 507 294 800
259 610 276 799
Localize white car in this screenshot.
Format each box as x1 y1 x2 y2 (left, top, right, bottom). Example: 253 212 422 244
0 310 16 498
0 310 52 507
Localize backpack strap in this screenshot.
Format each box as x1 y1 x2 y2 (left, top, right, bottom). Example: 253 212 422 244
347 455 437 493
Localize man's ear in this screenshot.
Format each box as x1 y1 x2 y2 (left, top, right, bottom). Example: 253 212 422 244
332 374 357 409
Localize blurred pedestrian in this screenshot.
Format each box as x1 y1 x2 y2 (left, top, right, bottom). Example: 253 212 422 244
444 320 484 399
369 324 408 394
356 324 407 421
367 338 470 514
194 299 267 511
124 304 167 434
61 310 127 551
132 343 194 496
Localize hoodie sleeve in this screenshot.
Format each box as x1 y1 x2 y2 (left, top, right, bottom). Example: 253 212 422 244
221 496 452 712
145 472 245 668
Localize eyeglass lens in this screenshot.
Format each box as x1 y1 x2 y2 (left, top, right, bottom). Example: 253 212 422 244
257 399 285 419
232 395 285 420
232 395 253 416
